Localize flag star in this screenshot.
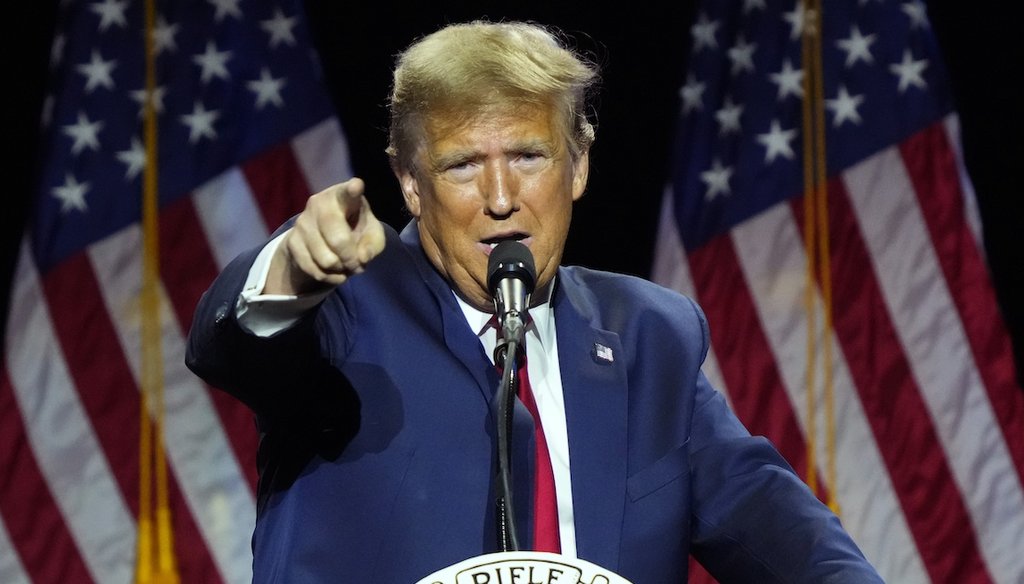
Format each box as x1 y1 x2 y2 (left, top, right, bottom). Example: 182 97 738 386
715 97 743 135
131 85 167 117
680 74 706 114
727 35 757 75
700 159 733 200
180 101 220 143
690 13 719 52
889 49 929 93
826 85 865 127
151 16 180 54
90 0 129 31
783 2 807 40
116 137 147 180
52 173 90 213
901 0 929 29
836 25 876 68
76 50 118 93
208 0 243 22
62 111 104 154
193 41 232 84
261 9 298 48
742 0 767 13
756 119 797 163
247 68 286 109
769 59 804 100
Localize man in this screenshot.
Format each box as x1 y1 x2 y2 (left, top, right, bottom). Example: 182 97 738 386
186 20 883 583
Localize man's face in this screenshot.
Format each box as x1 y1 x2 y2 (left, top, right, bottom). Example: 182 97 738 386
397 102 589 312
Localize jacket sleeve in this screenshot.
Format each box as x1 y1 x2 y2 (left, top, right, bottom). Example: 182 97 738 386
687 371 885 583
183 242 326 415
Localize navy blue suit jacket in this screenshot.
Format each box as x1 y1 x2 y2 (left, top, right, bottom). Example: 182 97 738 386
186 222 882 583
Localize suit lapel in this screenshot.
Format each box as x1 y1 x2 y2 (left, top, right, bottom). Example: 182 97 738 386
400 223 497 404
554 269 628 571
399 223 539 548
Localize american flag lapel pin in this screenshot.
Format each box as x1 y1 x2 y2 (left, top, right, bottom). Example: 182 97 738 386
593 342 614 364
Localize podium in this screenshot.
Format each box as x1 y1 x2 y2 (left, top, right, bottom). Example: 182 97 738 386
415 551 634 584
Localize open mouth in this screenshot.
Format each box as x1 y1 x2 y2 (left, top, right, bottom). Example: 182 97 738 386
481 232 529 250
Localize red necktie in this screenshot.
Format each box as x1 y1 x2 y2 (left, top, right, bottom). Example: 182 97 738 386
513 345 561 553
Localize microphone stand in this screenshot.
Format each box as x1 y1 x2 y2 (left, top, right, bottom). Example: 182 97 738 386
494 311 526 552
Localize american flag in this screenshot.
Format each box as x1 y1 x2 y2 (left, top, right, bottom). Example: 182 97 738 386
652 1 1024 582
0 0 350 582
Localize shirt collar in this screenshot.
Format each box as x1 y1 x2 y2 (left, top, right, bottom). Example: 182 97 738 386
454 277 556 352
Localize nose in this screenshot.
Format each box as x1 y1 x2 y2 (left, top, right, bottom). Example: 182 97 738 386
482 160 518 218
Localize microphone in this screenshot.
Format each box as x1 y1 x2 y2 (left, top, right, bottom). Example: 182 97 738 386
487 240 536 347
486 239 536 552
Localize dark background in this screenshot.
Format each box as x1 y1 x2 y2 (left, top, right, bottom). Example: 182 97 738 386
8 2 1022 382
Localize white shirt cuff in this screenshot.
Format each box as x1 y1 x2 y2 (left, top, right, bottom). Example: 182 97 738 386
235 230 332 337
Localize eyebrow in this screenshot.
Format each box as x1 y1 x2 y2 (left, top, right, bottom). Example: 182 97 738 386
430 138 558 171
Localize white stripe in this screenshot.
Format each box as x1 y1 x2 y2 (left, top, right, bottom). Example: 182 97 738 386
649 186 728 401
843 146 1024 583
193 168 271 270
729 203 929 583
0 513 31 584
292 117 353 193
88 227 255 584
4 241 135 584
941 114 985 256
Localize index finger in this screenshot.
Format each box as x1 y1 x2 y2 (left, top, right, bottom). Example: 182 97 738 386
337 177 366 227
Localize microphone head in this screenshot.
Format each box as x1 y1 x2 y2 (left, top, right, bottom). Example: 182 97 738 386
487 240 537 295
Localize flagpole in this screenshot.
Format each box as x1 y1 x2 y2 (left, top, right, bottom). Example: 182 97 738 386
137 0 180 581
799 0 839 515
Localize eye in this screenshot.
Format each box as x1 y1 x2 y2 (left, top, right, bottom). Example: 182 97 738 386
444 160 478 182
515 151 547 170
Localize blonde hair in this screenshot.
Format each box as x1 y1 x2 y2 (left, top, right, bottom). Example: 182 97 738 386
387 20 599 171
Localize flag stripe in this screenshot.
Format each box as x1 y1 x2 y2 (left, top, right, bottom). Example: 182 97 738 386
651 188 728 401
241 141 315 232
730 201 931 582
292 118 354 194
0 512 31 584
901 122 1024 486
4 243 135 584
88 228 255 584
940 117 985 254
41 245 226 584
0 370 92 584
160 195 259 490
192 169 272 271
843 145 1024 583
796 177 988 583
686 236 810 476
41 252 142 514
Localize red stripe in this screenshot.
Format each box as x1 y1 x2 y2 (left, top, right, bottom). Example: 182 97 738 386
793 180 994 583
0 368 94 583
160 196 259 490
240 142 315 231
899 122 1024 485
42 253 141 513
687 235 811 478
41 252 225 584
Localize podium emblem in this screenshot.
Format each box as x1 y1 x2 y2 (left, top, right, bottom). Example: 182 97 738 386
415 551 634 584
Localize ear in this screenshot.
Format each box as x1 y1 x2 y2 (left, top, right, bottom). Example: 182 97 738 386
394 164 422 217
571 149 590 201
